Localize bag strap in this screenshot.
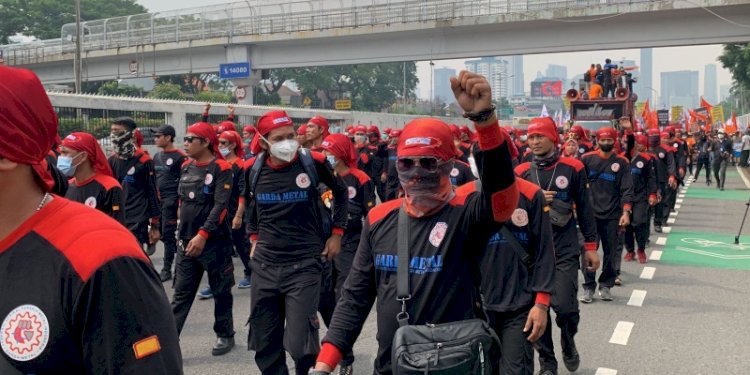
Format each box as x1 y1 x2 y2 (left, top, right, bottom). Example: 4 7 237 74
500 226 533 270
396 206 411 327
248 151 267 198
298 148 321 195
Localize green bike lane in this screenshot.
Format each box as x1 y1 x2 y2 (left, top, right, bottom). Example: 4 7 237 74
660 167 750 270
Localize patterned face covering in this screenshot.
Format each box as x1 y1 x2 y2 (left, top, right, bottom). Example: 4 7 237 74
398 160 455 218
111 130 136 158
533 149 559 169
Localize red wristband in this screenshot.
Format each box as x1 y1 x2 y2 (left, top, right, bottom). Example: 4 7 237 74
317 342 343 370
198 229 210 239
534 292 551 306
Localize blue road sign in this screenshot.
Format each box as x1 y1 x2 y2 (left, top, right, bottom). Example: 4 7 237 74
219 62 251 79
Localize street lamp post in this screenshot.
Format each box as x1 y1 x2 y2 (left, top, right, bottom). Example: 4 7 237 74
644 86 659 107
74 0 82 94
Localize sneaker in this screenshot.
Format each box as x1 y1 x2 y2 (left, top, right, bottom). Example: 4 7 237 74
538 369 557 375
637 249 648 264
339 365 354 375
706 180 711 186
624 252 635 262
197 287 213 300
599 287 613 301
614 276 622 286
562 340 580 372
655 225 663 233
159 268 172 282
579 288 594 303
720 187 725 191
237 278 251 289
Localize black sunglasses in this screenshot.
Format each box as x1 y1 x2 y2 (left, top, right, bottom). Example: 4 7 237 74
218 140 230 146
397 157 442 173
184 136 204 143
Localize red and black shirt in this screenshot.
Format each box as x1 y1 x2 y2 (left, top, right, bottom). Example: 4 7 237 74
178 157 233 240
622 152 657 203
448 159 476 187
153 149 186 198
581 151 635 220
65 174 125 224
0 197 182 374
109 151 160 226
336 168 376 231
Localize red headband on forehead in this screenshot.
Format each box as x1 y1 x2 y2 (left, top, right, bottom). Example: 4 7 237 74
321 133 357 168
597 127 617 141
635 135 648 147
397 118 462 161
219 130 245 159
527 117 559 144
187 122 223 159
251 110 295 155
0 66 58 191
308 116 330 138
61 132 113 177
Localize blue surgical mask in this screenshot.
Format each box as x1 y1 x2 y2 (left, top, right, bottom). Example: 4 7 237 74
56 155 76 177
326 155 338 167
219 147 231 157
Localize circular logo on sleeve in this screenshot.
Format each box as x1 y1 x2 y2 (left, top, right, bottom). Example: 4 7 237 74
450 168 460 177
429 222 448 248
84 197 97 208
188 192 195 199
166 158 174 166
611 163 620 172
555 176 569 189
204 173 213 185
348 186 357 199
579 147 585 154
296 173 311 189
1 305 50 362
127 166 136 175
511 208 529 227
636 161 644 169
658 152 665 159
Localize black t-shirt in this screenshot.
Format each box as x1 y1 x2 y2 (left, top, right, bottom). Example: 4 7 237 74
448 160 476 187
0 198 182 374
153 149 186 198
65 174 125 224
109 151 160 225
581 151 634 220
178 158 233 240
624 152 657 201
333 168 376 231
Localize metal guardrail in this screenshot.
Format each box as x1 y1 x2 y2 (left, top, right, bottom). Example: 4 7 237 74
1 0 656 65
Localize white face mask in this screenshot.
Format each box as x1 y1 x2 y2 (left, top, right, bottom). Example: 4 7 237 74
263 137 299 162
718 134 725 139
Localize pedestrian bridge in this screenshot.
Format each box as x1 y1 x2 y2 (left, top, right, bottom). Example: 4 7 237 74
3 0 750 84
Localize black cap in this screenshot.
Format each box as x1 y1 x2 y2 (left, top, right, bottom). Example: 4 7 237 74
150 124 176 137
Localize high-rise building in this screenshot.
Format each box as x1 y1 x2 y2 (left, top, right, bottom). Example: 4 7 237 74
704 64 718 104
721 84 731 102
661 70 699 108
635 48 653 103
546 64 567 81
511 55 525 97
465 57 509 100
433 67 457 104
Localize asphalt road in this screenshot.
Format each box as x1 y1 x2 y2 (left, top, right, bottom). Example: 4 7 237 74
144 165 750 374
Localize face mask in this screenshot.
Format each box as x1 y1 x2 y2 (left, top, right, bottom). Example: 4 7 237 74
326 155 338 167
354 135 367 144
398 161 454 218
219 147 231 157
261 137 299 163
520 135 528 142
110 130 132 145
111 130 136 158
718 134 725 139
57 153 83 177
599 143 614 153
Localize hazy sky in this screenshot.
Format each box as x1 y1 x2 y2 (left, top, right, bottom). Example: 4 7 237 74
137 0 734 101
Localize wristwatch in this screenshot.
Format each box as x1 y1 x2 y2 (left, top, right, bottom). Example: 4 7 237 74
462 105 497 123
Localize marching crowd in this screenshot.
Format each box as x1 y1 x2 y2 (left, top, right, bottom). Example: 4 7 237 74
0 64 695 375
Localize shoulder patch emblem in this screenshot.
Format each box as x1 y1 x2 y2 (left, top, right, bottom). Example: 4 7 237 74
511 208 529 227
84 196 97 208
1 305 50 362
429 222 448 248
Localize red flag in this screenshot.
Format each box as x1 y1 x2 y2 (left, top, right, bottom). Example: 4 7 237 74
700 97 713 112
726 112 738 134
641 100 651 118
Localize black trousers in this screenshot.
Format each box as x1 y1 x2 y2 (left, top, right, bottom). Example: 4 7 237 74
741 150 750 167
231 227 251 278
713 159 728 189
318 232 360 366
127 220 149 248
537 257 580 368
653 184 666 226
488 308 534 375
249 257 322 375
694 158 711 182
171 236 235 338
583 218 619 290
160 195 179 271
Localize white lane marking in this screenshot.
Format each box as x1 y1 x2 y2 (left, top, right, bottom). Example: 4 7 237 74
596 368 618 375
670 211 678 216
662 226 672 233
678 194 685 198
650 250 663 261
640 267 656 279
609 321 635 345
736 166 750 189
675 246 750 259
667 218 676 224
675 204 681 209
676 198 684 203
656 237 667 245
627 290 647 307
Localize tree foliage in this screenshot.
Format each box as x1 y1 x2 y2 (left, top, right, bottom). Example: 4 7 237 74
0 0 147 44
194 90 235 103
97 81 142 97
147 83 184 100
719 43 750 91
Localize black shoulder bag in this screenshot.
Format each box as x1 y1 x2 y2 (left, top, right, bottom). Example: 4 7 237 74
391 207 500 374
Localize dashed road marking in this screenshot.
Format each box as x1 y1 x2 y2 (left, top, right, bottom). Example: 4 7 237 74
609 321 635 345
595 368 618 375
676 198 684 203
662 226 672 233
656 237 667 245
650 250 663 261
627 290 648 307
678 194 686 198
667 218 676 224
640 266 656 279
675 204 681 209
670 211 678 216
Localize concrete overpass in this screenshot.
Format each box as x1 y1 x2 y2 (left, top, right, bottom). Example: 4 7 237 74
4 0 750 85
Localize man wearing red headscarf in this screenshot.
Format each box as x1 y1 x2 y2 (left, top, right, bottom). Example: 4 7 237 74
242 110 349 375
0 65 182 374
312 71 519 375
580 128 634 303
317 133 376 374
383 129 402 201
298 124 311 148
569 124 594 155
61 132 125 224
171 122 237 356
306 115 330 151
108 117 161 255
619 135 657 267
242 125 257 160
515 116 599 374
646 129 676 233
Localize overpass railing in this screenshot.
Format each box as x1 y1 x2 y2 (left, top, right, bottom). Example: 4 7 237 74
2 0 654 65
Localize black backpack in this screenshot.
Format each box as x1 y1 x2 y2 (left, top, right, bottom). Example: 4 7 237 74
247 149 332 238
